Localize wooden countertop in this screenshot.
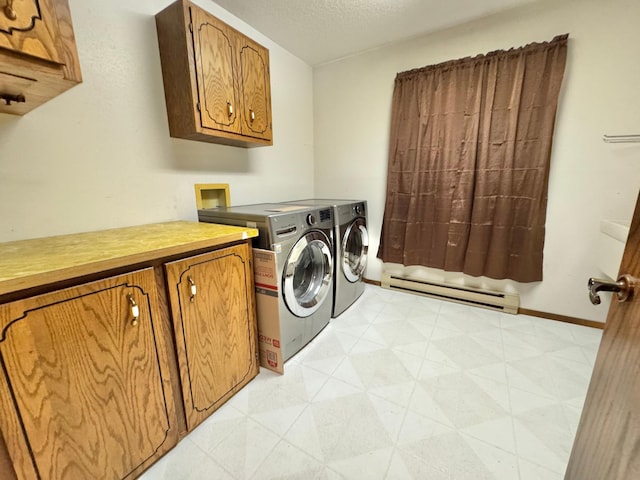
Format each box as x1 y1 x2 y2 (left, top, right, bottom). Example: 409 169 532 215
0 221 259 296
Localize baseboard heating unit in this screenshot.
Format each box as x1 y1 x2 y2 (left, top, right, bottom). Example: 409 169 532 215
381 273 519 314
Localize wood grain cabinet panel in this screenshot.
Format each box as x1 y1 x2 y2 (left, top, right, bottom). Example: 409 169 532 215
238 36 272 140
191 7 239 135
165 243 259 430
155 0 272 147
0 268 179 480
0 0 82 115
0 0 62 64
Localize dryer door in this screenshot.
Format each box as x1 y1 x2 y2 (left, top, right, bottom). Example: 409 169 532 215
342 218 369 282
283 231 333 317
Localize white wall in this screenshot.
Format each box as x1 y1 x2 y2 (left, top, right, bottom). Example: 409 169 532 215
313 0 640 322
0 0 315 241
2 0 638 323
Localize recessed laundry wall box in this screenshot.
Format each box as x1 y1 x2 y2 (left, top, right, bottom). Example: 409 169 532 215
155 0 273 147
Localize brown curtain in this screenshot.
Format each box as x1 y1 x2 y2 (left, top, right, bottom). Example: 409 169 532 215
377 34 568 282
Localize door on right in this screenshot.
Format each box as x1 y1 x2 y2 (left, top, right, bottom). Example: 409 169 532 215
565 189 640 479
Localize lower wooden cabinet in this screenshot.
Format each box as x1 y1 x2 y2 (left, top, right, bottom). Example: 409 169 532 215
0 226 260 480
0 268 179 480
165 242 259 430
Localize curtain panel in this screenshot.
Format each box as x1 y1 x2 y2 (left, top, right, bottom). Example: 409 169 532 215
377 34 568 282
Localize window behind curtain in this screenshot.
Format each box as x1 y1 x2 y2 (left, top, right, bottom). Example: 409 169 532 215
377 34 568 282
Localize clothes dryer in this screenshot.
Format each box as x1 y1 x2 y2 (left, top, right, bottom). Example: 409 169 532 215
283 199 368 317
198 203 334 362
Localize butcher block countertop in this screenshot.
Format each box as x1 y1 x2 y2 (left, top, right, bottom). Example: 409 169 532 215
0 221 259 296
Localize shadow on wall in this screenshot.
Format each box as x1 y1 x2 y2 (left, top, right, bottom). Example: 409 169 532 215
0 114 21 132
166 138 251 173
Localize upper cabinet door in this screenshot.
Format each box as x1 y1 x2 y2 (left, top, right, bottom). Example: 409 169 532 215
238 35 272 141
0 0 82 115
0 268 179 480
190 6 240 135
0 0 62 64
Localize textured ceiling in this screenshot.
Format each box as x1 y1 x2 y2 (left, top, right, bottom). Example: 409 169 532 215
212 0 538 65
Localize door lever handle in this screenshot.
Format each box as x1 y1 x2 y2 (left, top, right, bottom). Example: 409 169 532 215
588 275 636 305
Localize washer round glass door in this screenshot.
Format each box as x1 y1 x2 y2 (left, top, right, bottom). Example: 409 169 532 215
342 218 369 282
283 231 333 317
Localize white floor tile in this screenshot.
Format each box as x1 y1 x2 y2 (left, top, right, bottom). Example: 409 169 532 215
407 384 457 427
307 392 395 462
312 377 363 402
396 410 455 445
462 435 521 480
329 447 394 480
281 406 326 461
348 349 414 388
268 362 331 400
398 431 496 479
392 339 430 358
367 394 408 440
419 371 509 428
433 335 503 369
519 457 565 480
250 403 307 437
140 285 601 480
512 419 568 474
250 440 325 480
328 358 366 389
368 380 416 408
460 416 517 453
206 417 281 479
385 450 418 480
140 438 234 480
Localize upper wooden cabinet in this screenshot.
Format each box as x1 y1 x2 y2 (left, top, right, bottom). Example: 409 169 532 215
0 0 82 115
155 0 273 147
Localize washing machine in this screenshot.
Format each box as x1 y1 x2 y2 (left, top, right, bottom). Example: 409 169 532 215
283 199 368 317
198 203 334 362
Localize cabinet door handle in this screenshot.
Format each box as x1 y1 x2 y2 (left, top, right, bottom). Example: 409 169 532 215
0 94 25 106
3 0 16 20
249 109 255 122
188 276 197 302
128 294 140 327
227 101 233 118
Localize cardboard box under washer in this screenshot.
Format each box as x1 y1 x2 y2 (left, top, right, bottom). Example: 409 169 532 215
253 248 284 374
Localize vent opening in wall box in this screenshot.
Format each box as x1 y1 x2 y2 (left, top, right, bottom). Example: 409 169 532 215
194 184 230 210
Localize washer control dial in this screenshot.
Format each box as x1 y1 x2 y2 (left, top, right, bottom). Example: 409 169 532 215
307 213 317 226
355 204 362 215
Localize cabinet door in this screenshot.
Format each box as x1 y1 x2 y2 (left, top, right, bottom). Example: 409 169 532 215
238 34 272 141
0 268 179 480
190 5 240 135
165 242 259 430
0 0 62 64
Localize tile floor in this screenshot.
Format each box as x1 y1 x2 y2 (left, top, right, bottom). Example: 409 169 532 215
141 285 602 480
